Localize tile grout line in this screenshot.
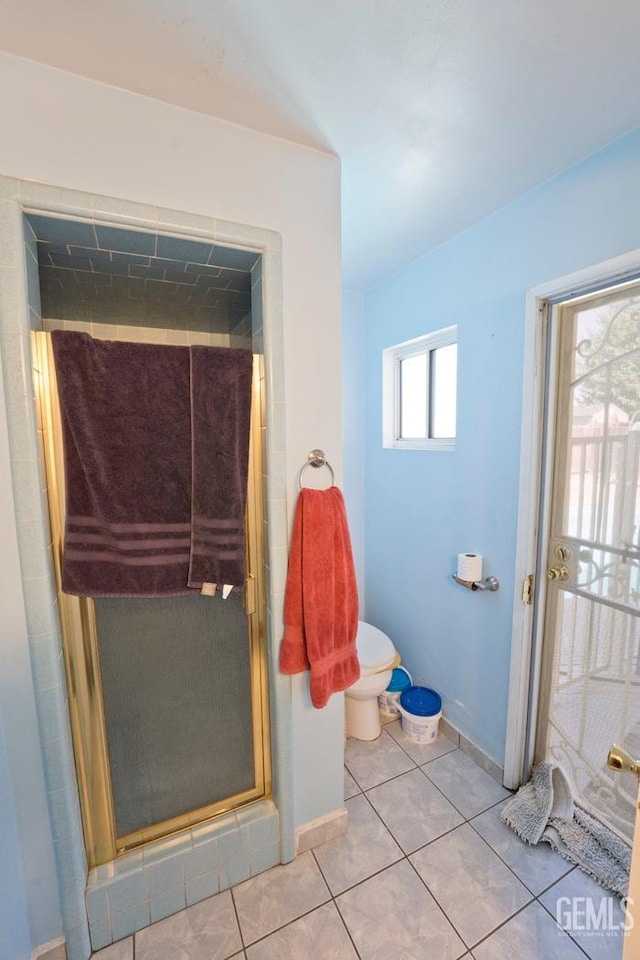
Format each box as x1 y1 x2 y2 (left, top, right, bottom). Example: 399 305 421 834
398 795 528 953
233 894 334 956
345 732 459 794
467 898 536 953
347 732 511 827
534 883 595 960
321 778 511 956
310 848 364 960
229 884 247 955
466 807 577 900
462 801 600 959
402 847 472 957
361 765 467 854
345 746 602 958
332 899 364 960
112 740 605 960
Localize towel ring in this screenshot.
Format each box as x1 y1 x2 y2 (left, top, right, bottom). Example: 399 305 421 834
299 449 335 490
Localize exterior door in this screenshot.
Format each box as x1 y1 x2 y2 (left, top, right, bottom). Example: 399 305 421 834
535 282 640 845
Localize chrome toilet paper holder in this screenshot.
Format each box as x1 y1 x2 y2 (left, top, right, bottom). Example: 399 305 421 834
452 573 500 592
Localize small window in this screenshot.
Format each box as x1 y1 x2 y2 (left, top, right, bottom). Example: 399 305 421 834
383 326 457 450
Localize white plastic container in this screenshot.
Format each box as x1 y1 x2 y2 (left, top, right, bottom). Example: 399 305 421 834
377 666 412 720
398 686 442 744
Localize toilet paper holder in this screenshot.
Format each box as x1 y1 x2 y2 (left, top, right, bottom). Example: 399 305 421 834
452 573 500 592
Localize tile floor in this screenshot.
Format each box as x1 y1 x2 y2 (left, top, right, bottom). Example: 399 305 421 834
91 720 626 960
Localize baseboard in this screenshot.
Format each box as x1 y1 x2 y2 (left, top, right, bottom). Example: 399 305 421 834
295 808 348 855
32 938 66 960
440 717 504 786
460 734 504 785
439 716 460 747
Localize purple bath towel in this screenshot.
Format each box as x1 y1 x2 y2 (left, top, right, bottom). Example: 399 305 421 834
189 345 253 590
51 331 252 597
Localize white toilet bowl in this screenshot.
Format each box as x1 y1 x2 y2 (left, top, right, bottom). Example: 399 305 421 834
345 621 396 741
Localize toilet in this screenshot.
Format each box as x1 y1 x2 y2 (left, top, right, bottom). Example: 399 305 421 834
345 621 397 741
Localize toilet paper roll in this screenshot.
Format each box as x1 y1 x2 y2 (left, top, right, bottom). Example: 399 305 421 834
457 552 483 582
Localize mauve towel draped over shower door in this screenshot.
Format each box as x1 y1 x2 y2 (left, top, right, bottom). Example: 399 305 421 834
51 331 252 598
188 345 253 590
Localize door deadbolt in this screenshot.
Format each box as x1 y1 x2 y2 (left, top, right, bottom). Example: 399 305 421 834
547 564 570 581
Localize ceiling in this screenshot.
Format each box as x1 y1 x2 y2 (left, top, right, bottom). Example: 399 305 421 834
27 213 257 333
5 1 640 289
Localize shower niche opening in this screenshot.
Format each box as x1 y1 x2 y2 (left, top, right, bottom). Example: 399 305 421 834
28 212 270 867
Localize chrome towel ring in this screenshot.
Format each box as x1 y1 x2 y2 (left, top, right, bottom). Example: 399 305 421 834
299 449 335 490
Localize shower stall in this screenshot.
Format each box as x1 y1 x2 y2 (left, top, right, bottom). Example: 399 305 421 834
30 214 271 868
0 173 297 957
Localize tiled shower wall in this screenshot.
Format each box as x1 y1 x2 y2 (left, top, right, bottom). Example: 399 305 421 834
0 178 292 959
41 317 232 346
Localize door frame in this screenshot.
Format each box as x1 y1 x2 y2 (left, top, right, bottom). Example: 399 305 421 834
504 248 640 790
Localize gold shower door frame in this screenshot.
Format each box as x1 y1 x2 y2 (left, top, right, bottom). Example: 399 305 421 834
33 333 271 867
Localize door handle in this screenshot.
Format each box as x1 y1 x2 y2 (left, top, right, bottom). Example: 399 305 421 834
547 564 570 581
245 574 256 615
607 744 640 777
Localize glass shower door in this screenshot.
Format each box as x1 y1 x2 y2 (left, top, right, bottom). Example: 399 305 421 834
95 592 257 845
34 333 270 865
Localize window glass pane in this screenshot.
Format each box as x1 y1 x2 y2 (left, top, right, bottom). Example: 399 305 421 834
431 342 457 438
400 353 427 438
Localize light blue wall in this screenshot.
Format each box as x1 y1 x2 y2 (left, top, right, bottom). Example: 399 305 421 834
0 352 63 954
0 713 31 960
342 289 365 607
362 125 640 764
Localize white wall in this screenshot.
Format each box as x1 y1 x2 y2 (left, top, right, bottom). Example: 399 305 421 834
342 289 365 605
0 49 344 942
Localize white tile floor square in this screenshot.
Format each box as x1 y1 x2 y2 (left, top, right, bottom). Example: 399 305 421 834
91 721 626 960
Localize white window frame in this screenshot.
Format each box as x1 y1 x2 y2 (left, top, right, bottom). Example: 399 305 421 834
383 325 457 451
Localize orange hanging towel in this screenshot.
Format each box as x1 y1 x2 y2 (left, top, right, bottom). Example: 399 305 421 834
279 486 360 708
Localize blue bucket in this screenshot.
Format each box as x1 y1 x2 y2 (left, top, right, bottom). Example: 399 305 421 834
377 666 412 718
398 686 442 743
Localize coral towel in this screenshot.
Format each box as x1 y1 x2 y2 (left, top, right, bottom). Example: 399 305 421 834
279 486 359 708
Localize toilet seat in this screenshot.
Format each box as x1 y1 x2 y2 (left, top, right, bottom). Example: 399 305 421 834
356 621 396 674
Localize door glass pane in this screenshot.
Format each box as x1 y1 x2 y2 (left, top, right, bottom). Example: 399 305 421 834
566 292 640 609
95 592 255 838
400 353 427 438
546 592 639 841
540 285 640 844
431 343 457 439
